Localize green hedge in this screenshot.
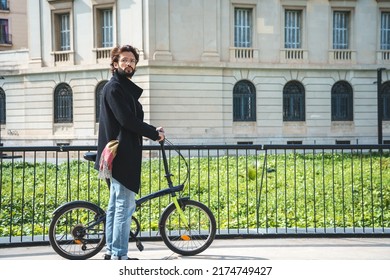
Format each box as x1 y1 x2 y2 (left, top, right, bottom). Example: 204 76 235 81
1 152 389 237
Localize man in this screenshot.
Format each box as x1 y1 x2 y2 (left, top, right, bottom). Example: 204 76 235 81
95 44 165 260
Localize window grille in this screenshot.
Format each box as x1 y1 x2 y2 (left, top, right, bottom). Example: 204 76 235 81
381 12 390 50
0 19 10 44
234 8 252 48
382 81 390 121
285 10 301 49
283 81 305 121
101 9 113 48
233 80 256 122
331 81 353 121
0 0 8 10
0 88 5 124
95 80 107 122
54 83 73 123
60 14 71 51
333 11 349 49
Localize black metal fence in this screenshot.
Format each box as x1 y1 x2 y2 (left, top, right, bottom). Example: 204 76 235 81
1 143 389 247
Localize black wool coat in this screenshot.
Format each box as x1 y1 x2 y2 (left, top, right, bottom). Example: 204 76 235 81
94 72 160 193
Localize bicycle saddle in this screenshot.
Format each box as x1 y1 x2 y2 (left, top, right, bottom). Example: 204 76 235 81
84 152 97 162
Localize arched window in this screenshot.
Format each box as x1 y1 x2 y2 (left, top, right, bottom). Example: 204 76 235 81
54 83 73 123
233 80 256 121
95 80 107 122
283 81 305 121
382 81 390 121
331 81 353 121
0 87 5 124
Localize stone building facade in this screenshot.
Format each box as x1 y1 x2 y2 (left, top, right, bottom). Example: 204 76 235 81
0 0 389 146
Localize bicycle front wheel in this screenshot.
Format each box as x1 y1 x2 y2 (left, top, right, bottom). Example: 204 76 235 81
49 201 106 260
159 199 216 256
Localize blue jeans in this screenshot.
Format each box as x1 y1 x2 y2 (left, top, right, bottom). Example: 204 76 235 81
105 177 136 258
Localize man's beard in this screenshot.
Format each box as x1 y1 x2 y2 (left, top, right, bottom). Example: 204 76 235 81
117 67 135 78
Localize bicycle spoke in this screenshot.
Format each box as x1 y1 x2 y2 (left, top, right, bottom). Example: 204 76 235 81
160 200 216 255
49 202 106 260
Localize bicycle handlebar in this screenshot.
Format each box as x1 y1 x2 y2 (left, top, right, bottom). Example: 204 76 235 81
159 138 189 189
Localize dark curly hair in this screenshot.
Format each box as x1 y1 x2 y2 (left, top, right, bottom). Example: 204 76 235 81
110 45 140 74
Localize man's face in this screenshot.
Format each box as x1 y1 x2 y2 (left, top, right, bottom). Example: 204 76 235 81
114 51 137 78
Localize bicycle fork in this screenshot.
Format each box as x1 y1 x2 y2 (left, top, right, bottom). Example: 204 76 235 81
171 196 192 240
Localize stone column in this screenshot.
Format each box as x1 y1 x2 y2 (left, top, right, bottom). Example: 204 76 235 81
201 0 220 61
28 0 43 67
153 0 172 60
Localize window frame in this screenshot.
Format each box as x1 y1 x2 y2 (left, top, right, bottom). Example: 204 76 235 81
0 0 8 11
95 80 107 123
0 87 5 125
332 10 351 50
59 13 71 51
52 9 73 52
54 83 73 124
380 11 390 50
101 9 113 47
94 4 116 49
284 9 303 49
233 80 257 122
283 81 305 122
382 81 390 121
0 18 11 45
331 81 354 121
233 7 253 48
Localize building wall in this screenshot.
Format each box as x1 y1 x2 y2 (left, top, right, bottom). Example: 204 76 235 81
0 0 28 51
0 0 389 146
0 0 28 72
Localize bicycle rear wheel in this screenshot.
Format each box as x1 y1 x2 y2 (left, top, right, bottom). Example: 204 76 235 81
159 199 216 256
49 201 106 260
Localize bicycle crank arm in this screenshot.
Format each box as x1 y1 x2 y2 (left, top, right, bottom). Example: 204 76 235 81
130 231 144 251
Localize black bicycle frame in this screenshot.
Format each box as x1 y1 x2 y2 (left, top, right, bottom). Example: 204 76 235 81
135 184 184 207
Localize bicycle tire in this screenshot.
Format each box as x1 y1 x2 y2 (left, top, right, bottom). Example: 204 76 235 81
49 201 106 260
159 199 216 256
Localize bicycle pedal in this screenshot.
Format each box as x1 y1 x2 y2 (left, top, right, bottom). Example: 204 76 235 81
136 241 144 252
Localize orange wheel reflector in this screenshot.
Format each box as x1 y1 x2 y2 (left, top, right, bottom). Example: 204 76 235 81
74 240 82 244
181 235 191 241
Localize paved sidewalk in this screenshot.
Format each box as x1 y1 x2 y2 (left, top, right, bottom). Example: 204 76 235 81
0 237 389 260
